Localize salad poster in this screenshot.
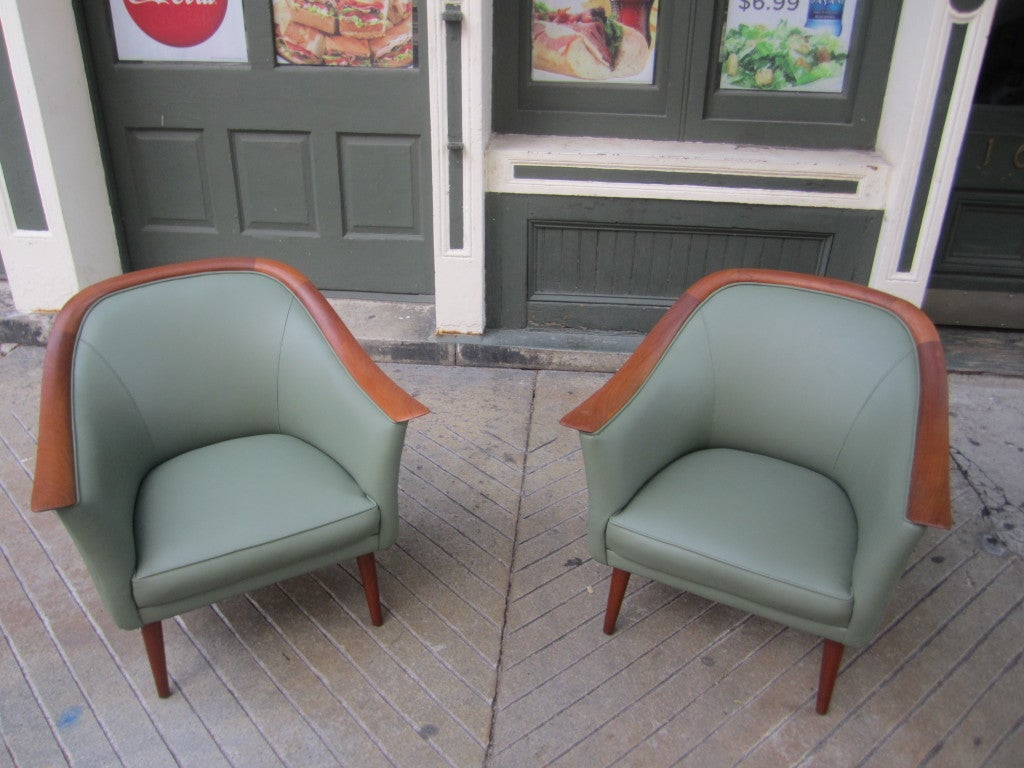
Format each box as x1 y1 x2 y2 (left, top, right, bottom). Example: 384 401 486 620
719 0 857 92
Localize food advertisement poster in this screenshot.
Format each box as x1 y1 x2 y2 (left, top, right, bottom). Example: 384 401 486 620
531 1 658 84
111 0 248 63
273 0 416 68
719 0 857 92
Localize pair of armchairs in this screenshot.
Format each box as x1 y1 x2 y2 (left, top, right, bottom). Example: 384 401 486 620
32 261 949 716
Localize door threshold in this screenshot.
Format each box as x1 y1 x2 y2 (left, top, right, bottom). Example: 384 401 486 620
924 289 1024 330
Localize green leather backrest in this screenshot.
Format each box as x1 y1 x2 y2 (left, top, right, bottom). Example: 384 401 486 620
592 282 921 488
73 272 288 462
695 284 919 484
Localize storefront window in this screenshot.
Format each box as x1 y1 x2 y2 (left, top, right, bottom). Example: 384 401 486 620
494 0 900 149
110 0 248 62
273 0 417 68
108 1 418 69
530 1 657 84
718 0 858 93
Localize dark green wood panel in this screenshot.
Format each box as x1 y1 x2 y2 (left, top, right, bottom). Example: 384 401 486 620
127 130 213 229
231 131 315 233
486 193 882 331
79 1 433 294
514 164 859 194
531 224 826 298
931 191 1024 292
339 134 422 234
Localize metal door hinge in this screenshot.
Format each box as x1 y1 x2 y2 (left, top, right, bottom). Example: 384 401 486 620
442 3 463 23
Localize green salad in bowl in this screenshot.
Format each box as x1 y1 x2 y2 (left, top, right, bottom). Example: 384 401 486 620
720 21 848 90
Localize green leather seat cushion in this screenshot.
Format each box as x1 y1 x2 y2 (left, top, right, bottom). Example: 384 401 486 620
606 448 857 626
133 434 379 609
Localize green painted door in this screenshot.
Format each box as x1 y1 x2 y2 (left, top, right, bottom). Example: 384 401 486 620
927 2 1023 328
79 1 432 294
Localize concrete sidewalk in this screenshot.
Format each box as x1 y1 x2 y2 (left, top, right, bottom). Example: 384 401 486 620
1 322 1023 766
5 279 1024 375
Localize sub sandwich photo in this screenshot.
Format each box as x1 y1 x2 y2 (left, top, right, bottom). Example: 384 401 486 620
531 1 651 81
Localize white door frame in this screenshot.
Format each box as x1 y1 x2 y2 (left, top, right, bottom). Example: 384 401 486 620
0 0 120 312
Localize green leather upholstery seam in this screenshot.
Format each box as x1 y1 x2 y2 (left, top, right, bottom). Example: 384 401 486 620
275 296 296 435
132 504 375 592
74 336 158 474
831 345 918 479
697 311 718 443
610 521 851 600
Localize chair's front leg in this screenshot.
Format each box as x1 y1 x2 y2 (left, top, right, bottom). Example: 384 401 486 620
604 568 631 635
816 639 845 714
357 553 383 626
141 621 171 698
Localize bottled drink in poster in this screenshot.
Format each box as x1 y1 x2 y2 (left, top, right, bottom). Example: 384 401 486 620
805 0 845 37
616 0 654 44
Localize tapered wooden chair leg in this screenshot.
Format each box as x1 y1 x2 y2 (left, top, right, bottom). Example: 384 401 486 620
141 621 171 698
816 639 845 715
604 568 631 635
357 552 384 626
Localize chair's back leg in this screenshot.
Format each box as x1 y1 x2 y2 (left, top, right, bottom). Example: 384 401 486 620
604 568 632 635
141 621 171 698
357 553 384 626
816 639 845 714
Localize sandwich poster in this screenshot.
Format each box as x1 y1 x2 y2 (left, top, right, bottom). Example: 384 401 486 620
531 1 658 84
273 0 415 68
111 0 248 62
719 0 857 92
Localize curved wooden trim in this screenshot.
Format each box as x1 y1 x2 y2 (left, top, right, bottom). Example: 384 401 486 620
30 258 428 513
907 340 952 528
559 268 952 529
558 290 702 435
249 258 430 423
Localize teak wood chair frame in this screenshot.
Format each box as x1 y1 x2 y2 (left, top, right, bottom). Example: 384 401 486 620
562 268 952 715
31 257 429 698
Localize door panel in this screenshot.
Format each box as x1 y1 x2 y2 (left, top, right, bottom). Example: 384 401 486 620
80 1 433 294
926 1 1023 328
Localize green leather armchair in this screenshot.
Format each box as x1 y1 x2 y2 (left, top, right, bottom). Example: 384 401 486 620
561 269 951 715
31 258 428 698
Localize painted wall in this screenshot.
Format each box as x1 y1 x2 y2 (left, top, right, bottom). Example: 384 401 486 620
0 0 121 312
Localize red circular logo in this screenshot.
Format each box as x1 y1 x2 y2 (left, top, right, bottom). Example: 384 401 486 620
124 0 229 48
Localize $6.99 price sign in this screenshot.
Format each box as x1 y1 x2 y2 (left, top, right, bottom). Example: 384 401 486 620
727 0 852 33
736 0 801 10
